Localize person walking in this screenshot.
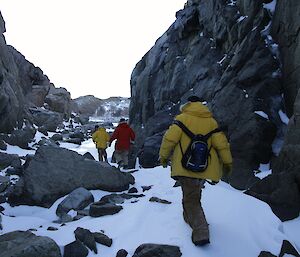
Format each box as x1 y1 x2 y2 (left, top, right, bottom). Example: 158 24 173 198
159 95 232 246
92 125 110 162
110 118 135 169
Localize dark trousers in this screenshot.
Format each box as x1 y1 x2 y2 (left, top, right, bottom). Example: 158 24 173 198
97 148 108 162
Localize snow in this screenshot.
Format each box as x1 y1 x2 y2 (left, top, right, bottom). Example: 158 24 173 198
255 163 272 179
254 111 269 120
279 110 289 125
1 130 300 257
263 0 277 14
237 15 247 23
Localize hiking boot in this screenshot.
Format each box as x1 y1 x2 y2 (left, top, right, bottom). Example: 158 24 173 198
192 227 210 246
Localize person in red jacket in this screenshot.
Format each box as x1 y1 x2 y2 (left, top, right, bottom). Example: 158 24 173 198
110 118 135 169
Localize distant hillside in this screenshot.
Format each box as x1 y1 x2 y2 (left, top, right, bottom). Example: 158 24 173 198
72 95 130 121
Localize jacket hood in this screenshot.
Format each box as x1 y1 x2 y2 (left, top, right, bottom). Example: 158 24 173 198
180 102 212 118
117 122 129 128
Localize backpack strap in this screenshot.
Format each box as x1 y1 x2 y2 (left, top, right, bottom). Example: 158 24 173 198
173 120 195 139
203 127 222 140
174 120 221 139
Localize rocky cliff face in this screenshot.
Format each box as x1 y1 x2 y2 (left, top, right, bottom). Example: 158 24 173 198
130 0 286 189
0 11 71 136
271 0 300 117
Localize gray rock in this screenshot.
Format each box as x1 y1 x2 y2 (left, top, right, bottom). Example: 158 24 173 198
258 251 276 257
0 175 10 193
116 249 128 257
132 244 182 257
0 11 5 34
0 152 21 170
89 201 123 217
74 227 97 253
30 107 63 132
0 139 7 150
51 133 63 141
278 240 300 257
93 232 112 247
45 86 71 116
0 230 61 257
0 195 5 204
7 145 134 207
63 240 88 257
4 123 36 149
245 171 300 221
56 187 94 218
100 193 145 204
47 226 59 231
82 152 95 160
128 187 138 193
149 197 172 205
64 138 82 145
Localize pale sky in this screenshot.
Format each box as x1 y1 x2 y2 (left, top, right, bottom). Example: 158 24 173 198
1 0 186 99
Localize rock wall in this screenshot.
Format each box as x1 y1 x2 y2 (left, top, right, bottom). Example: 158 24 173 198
129 0 286 189
0 11 71 134
271 0 300 117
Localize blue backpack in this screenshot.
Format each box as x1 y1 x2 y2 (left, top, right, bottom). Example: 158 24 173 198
174 120 221 172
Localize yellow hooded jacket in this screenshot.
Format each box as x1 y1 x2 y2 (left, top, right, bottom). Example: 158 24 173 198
92 128 110 149
159 102 232 181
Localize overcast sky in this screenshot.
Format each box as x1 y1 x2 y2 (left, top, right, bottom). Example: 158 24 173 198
1 0 186 99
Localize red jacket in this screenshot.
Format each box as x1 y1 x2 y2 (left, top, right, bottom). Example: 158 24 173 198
110 123 135 151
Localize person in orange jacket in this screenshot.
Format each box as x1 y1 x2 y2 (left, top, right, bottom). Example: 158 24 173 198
92 125 110 162
109 118 135 169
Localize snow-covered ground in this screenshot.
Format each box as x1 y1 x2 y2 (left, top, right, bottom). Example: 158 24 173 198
0 133 299 257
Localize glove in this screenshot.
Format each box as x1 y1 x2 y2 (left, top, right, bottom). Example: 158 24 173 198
160 158 168 168
223 163 232 176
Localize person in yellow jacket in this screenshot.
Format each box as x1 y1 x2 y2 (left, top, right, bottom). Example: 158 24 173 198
92 125 110 162
159 95 232 246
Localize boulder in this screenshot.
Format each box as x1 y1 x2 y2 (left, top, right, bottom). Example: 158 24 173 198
7 145 134 207
30 107 63 132
74 227 97 253
4 123 36 149
93 232 112 247
100 193 145 204
0 139 7 150
89 201 123 217
0 175 10 193
245 171 300 221
0 230 61 257
116 249 128 257
45 86 71 117
56 187 94 219
0 152 21 170
82 152 95 160
132 244 182 257
63 240 88 257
